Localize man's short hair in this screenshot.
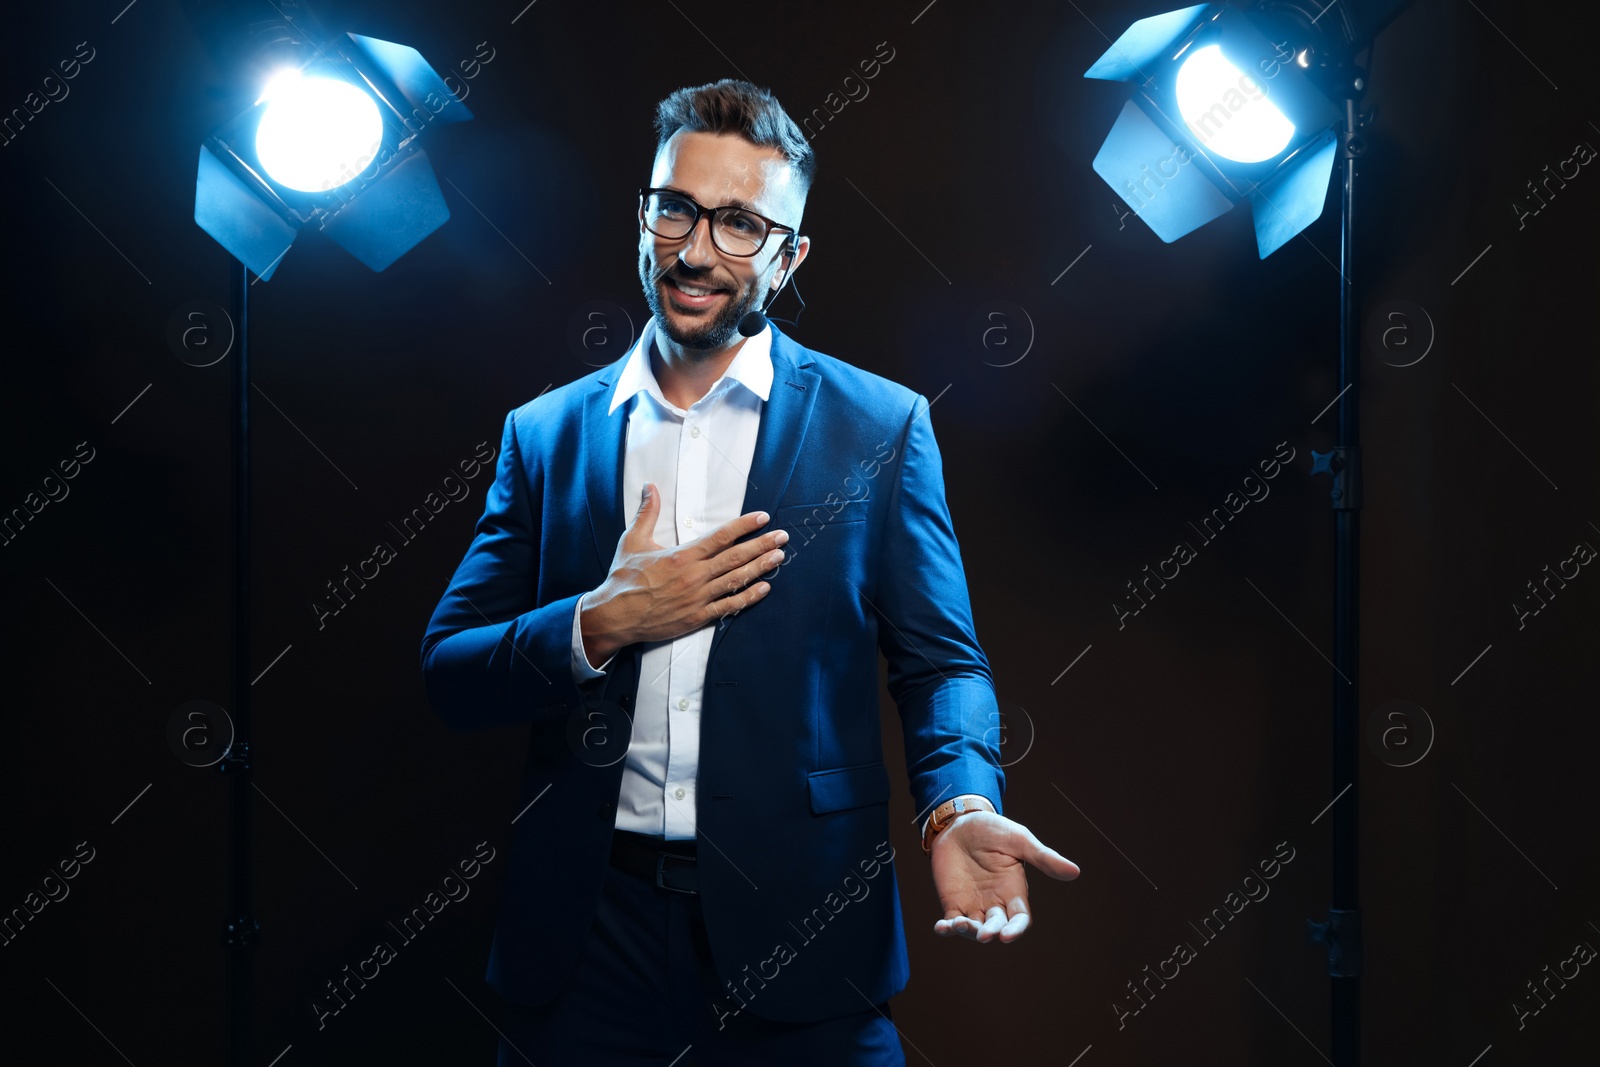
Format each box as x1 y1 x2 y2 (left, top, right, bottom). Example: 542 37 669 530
653 79 817 203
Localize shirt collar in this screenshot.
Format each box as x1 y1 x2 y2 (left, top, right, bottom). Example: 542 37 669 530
607 315 774 416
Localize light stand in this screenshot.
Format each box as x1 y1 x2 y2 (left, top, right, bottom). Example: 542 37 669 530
1308 86 1369 1067
190 9 473 1057
1081 2 1421 1060
222 260 257 1067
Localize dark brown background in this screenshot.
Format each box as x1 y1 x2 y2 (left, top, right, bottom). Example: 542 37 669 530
2 0 1596 1063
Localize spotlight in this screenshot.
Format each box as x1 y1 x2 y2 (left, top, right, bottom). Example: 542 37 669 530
253 70 383 193
194 32 471 279
1173 44 1295 163
1084 3 1345 257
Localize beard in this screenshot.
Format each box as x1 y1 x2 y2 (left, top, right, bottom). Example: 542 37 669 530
638 251 769 354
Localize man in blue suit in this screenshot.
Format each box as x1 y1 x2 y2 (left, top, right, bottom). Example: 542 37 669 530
421 78 1079 1065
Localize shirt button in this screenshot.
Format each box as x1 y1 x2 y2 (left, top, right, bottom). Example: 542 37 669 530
674 787 686 800
684 517 694 527
689 426 701 438
677 697 689 710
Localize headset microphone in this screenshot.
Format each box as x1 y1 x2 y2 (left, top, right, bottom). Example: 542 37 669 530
737 233 801 338
736 296 778 339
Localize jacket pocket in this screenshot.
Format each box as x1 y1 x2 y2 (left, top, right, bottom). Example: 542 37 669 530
807 760 891 814
772 498 868 530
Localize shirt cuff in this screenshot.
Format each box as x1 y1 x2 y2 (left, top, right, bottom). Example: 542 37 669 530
571 592 615 682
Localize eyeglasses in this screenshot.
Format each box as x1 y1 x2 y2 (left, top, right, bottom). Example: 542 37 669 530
639 187 797 258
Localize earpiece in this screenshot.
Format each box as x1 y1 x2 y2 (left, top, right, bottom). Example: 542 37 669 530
738 233 802 338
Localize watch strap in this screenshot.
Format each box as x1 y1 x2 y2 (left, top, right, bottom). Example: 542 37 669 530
921 794 996 852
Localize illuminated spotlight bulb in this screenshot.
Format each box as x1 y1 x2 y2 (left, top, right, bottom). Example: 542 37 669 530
254 71 384 193
1175 44 1295 164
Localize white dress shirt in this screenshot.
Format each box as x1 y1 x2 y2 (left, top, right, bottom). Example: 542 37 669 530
568 315 773 839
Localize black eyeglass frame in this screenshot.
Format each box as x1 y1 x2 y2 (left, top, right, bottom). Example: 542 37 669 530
638 187 799 259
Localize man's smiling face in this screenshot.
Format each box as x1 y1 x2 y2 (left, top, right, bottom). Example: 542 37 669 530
638 130 806 355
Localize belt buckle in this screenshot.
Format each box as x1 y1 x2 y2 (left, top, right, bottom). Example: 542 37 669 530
655 852 696 894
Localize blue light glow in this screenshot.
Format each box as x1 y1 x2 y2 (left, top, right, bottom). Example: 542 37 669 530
254 71 383 193
1175 45 1295 164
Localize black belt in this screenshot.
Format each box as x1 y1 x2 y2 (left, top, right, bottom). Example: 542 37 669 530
610 829 699 894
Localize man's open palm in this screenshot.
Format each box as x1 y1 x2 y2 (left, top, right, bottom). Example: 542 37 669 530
929 812 1080 943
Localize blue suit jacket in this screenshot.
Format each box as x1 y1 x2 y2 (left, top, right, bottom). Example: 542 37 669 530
420 325 1005 1023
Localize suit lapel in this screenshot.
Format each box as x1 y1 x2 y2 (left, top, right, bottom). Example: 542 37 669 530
583 359 629 571
580 326 820 664
581 355 641 703
734 327 819 534
709 328 819 662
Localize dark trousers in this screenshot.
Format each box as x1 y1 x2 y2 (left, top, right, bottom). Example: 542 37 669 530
494 836 906 1066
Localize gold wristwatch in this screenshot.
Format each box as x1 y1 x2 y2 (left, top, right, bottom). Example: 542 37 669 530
921 794 996 852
